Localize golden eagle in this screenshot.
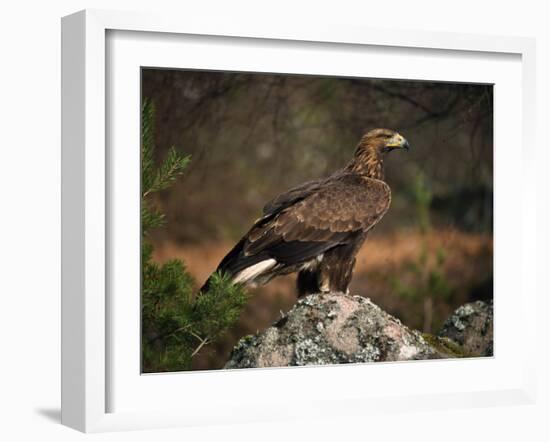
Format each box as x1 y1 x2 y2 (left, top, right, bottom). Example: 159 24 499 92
201 128 410 296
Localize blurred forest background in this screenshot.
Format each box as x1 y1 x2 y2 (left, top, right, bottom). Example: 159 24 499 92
142 68 493 371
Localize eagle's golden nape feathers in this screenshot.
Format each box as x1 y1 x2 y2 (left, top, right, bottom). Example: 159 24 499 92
347 128 410 180
200 128 409 298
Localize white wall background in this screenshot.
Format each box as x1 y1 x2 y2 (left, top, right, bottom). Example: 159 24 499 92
0 1 547 440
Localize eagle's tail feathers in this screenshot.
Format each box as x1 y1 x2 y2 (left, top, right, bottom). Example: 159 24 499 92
198 238 275 295
232 259 277 284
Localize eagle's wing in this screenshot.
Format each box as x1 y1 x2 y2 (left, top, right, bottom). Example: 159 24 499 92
261 177 327 219
203 174 391 290
244 175 389 265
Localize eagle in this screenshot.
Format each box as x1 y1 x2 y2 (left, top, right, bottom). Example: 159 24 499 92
200 128 410 297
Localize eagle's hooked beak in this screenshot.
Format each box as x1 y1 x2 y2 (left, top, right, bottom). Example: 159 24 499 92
386 133 410 151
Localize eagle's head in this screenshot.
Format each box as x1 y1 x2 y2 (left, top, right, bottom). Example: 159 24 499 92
349 128 409 179
358 128 410 154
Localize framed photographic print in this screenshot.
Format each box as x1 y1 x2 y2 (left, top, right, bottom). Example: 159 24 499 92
61 9 537 432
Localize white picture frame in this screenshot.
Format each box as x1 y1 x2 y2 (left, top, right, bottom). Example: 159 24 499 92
61 9 537 433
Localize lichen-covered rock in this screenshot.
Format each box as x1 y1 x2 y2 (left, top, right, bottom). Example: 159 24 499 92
439 300 493 356
224 292 441 369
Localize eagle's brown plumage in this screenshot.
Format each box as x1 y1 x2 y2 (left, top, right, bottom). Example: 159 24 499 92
200 128 410 296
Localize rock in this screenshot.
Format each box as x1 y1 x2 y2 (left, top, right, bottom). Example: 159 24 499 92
439 300 493 356
225 292 442 369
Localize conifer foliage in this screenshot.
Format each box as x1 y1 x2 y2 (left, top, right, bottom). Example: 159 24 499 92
141 100 248 372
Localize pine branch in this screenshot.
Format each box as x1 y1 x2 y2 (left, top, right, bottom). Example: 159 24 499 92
141 204 166 235
140 98 247 372
193 271 249 339
141 100 155 195
142 147 190 198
